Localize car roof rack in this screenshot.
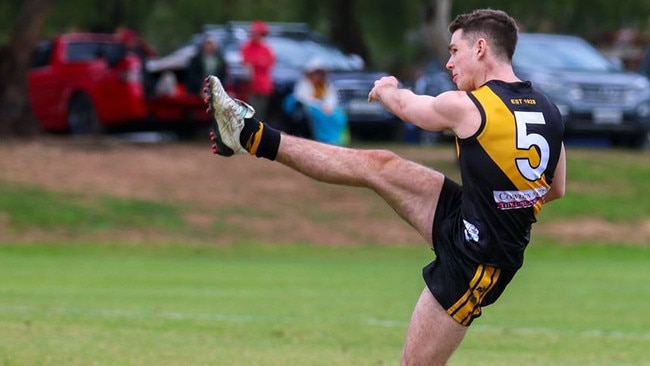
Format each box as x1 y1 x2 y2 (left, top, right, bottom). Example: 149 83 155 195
203 22 310 35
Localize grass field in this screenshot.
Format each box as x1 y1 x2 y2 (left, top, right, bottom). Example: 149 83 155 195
1 141 650 365
0 242 649 365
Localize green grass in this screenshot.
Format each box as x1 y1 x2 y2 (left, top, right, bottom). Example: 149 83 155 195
542 148 650 222
0 242 648 365
0 183 184 234
1 144 650 364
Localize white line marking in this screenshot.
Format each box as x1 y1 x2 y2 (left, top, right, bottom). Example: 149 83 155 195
3 306 649 341
366 317 650 341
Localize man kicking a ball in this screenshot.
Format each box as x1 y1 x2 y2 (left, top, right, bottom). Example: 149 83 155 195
203 8 566 365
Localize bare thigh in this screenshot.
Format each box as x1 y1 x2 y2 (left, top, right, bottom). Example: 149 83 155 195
276 134 445 244
401 287 468 366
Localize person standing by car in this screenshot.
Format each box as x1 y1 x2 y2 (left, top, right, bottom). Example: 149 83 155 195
187 38 227 95
204 8 566 364
115 26 150 60
114 27 155 97
241 20 275 121
290 57 349 145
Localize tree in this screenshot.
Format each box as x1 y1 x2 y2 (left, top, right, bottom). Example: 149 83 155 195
329 0 371 63
0 0 53 137
421 0 453 64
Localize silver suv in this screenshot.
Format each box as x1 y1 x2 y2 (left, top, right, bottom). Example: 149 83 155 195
513 33 650 148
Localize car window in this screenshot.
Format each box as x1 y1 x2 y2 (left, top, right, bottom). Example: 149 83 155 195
265 35 359 71
514 36 616 72
66 41 123 62
30 41 52 68
202 25 363 72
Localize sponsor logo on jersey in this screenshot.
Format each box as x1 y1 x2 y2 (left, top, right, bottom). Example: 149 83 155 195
493 187 548 210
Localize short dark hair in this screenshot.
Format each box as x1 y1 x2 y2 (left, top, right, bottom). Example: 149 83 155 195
448 9 519 61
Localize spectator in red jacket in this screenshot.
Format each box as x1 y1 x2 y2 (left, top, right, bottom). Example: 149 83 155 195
241 20 275 121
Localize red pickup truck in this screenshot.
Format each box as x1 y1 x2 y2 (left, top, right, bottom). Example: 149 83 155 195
27 32 217 135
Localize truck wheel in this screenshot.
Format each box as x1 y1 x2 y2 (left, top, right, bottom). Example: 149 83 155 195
67 93 100 135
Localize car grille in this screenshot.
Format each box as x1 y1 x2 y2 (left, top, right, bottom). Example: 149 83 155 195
580 85 628 103
336 87 393 118
337 88 368 103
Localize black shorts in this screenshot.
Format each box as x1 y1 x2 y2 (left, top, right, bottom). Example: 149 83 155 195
423 177 516 326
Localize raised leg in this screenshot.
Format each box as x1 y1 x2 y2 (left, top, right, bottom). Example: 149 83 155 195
276 134 445 245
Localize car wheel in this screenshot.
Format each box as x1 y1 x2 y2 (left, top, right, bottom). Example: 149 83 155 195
67 93 100 135
612 131 650 150
386 122 406 142
639 130 650 151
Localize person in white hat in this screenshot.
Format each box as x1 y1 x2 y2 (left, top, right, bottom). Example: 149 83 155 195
291 57 349 145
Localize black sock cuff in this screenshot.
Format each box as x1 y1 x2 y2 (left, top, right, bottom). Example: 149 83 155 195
241 118 281 161
255 121 281 160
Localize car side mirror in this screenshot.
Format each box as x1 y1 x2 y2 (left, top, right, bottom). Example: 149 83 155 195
349 54 364 69
608 56 625 71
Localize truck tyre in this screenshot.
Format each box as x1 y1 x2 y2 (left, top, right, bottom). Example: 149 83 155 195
67 93 100 135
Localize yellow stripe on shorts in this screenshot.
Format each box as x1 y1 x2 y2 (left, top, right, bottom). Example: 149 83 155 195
447 264 501 326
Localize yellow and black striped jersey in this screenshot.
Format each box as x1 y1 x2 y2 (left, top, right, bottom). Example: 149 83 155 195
457 80 564 270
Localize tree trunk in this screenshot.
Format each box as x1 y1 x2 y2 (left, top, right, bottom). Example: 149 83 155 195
434 0 452 59
329 0 371 65
423 0 452 65
0 0 53 137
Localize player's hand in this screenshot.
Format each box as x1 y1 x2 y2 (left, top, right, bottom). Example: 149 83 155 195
368 76 400 102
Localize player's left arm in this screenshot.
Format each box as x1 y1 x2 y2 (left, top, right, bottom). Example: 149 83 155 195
544 143 566 203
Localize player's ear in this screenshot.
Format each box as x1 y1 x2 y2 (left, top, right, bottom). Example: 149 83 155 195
476 39 486 54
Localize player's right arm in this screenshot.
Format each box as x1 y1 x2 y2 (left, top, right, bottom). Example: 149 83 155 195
368 76 479 138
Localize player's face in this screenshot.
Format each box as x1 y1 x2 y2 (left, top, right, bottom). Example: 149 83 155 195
445 30 478 91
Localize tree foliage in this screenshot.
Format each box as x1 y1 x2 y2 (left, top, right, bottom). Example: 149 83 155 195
3 0 649 68
1 0 650 136
1 0 649 55
452 0 650 39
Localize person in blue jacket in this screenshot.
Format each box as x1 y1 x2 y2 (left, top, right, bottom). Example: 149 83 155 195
290 57 349 145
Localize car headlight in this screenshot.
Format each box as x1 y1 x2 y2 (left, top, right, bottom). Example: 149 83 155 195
631 76 650 90
626 77 650 104
566 86 583 101
637 100 650 118
531 74 582 101
555 103 571 117
530 75 562 93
